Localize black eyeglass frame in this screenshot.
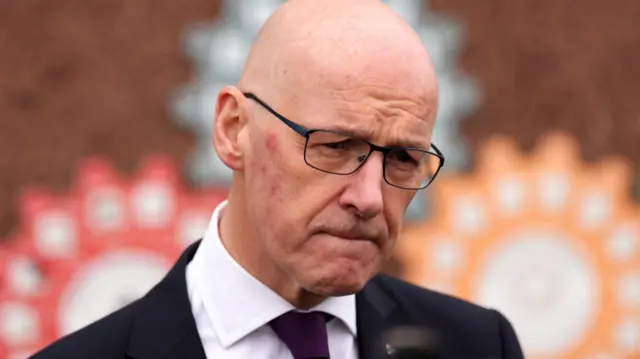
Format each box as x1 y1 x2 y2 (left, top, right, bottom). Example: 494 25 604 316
243 92 445 190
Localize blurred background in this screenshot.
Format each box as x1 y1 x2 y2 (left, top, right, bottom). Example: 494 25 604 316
0 0 639 358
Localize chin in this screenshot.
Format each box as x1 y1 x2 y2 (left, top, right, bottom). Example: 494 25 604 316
308 283 364 297
303 268 374 297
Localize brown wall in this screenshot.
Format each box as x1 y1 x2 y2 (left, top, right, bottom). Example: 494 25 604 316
431 0 640 166
0 0 220 236
1 0 639 237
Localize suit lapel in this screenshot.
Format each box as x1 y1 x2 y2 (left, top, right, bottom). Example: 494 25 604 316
127 241 207 359
355 276 400 359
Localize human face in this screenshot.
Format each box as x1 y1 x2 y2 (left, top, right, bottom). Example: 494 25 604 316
241 85 437 297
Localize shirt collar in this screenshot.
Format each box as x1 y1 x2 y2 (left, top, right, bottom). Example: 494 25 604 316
188 200 357 348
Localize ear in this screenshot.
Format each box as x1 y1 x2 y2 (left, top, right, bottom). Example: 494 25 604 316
213 86 249 171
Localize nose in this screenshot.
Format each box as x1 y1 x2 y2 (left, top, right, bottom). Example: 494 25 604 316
338 152 385 220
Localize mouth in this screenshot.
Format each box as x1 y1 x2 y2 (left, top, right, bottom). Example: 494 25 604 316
321 231 381 246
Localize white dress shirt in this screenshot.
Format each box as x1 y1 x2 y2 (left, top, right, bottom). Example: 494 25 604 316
186 200 359 358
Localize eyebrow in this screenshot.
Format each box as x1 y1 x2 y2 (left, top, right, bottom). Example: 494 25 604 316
322 125 430 150
387 138 430 150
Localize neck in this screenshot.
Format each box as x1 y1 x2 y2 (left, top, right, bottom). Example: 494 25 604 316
219 185 325 309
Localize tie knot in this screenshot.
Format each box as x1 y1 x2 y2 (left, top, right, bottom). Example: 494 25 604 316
269 311 331 359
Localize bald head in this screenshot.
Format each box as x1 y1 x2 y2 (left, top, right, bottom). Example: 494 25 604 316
239 0 438 110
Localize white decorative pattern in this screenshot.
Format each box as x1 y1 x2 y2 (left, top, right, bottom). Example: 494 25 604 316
452 196 486 233
539 172 571 212
6 256 41 297
607 224 638 262
0 303 39 346
86 188 126 232
0 156 227 358
580 191 612 230
476 233 599 356
431 241 463 272
617 273 640 307
34 212 76 259
496 177 526 215
132 182 174 228
58 252 170 336
614 320 640 351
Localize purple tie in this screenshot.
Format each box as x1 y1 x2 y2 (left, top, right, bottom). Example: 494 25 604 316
269 311 331 359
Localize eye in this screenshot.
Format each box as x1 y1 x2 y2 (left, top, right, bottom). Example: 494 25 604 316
321 139 354 150
392 150 418 164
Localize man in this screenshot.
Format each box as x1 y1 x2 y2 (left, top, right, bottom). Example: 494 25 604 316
31 0 524 358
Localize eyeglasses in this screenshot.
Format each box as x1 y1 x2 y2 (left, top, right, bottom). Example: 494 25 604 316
243 92 445 190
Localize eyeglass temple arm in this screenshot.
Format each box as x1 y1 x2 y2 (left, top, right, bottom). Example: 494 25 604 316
243 92 310 137
430 143 445 167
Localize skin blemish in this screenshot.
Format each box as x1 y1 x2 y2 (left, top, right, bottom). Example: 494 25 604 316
263 132 283 196
270 175 283 197
266 132 280 153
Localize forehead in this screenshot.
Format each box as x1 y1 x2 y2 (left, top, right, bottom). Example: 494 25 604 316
269 36 439 148
284 83 438 149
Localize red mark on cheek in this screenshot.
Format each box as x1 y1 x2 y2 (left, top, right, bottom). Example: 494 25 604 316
266 132 279 152
270 178 282 197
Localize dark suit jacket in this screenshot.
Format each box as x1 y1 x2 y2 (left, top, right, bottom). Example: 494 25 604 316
30 240 524 359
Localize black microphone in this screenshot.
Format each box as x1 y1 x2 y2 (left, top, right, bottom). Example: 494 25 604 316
378 326 441 359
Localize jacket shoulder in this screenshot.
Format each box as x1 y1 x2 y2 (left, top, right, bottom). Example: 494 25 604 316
373 274 494 320
29 300 140 359
371 274 524 358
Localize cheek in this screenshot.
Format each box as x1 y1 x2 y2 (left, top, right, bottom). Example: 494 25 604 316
384 190 414 236
260 161 283 198
259 132 320 201
265 132 279 152
250 132 339 247
248 132 303 232
263 133 285 197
